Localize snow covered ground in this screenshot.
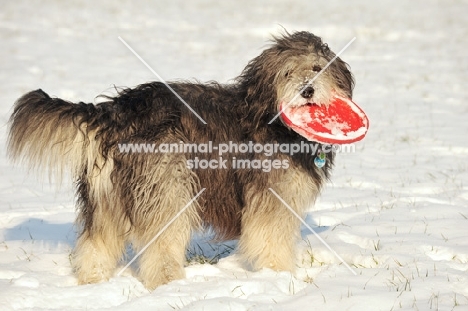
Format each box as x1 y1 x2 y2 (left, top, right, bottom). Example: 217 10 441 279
1 0 467 310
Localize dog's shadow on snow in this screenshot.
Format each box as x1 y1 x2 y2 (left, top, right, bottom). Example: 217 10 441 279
3 212 328 262
2 218 77 247
186 231 238 264
301 212 329 237
1 218 237 263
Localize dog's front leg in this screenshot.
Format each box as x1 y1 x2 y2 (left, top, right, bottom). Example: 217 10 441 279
238 167 320 272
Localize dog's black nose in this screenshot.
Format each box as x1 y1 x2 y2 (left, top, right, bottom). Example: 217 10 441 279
300 86 314 99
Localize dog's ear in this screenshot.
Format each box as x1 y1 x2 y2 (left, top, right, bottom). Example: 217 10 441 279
238 46 281 93
328 58 355 98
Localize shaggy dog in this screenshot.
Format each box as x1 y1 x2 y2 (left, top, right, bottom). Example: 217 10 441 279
8 31 354 290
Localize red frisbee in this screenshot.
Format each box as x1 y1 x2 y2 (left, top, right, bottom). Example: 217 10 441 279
280 96 369 144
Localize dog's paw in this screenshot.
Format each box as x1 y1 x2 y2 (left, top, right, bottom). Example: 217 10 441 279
139 264 185 291
74 263 112 285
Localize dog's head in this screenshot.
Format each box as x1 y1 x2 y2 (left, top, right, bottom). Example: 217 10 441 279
238 31 367 144
271 31 354 108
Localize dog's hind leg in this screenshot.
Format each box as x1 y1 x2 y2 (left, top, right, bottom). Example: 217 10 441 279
73 212 126 285
134 214 193 290
129 154 201 290
239 167 321 272
72 159 128 285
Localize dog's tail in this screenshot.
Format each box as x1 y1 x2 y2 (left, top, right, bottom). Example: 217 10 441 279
7 89 103 184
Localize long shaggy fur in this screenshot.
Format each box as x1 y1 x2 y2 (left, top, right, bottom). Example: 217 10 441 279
7 31 354 290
